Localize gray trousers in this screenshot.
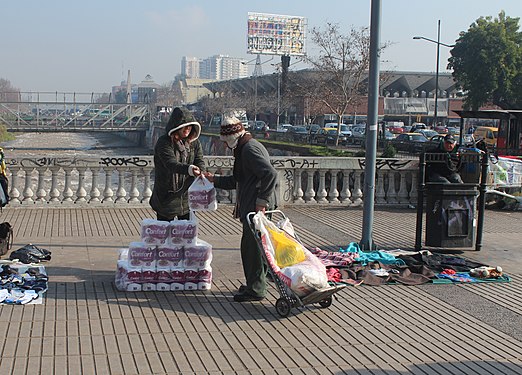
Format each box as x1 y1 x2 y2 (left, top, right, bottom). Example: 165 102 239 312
240 220 267 297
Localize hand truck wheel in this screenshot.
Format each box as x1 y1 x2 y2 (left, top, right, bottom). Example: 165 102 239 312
318 296 332 308
275 298 291 317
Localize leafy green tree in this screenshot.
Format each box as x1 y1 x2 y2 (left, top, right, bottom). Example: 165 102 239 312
448 11 522 110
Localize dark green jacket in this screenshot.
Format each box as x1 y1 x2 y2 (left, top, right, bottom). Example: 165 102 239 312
214 137 277 221
150 135 205 219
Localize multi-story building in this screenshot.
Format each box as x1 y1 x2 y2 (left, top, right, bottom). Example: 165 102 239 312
183 55 248 81
181 57 201 79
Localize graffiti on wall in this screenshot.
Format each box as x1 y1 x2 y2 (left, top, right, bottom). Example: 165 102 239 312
7 156 153 169
358 159 415 171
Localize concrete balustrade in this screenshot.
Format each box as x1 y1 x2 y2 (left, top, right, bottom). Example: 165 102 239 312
4 155 420 207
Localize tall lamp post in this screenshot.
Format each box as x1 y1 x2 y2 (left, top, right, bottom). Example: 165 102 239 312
271 63 283 128
413 20 454 127
242 55 273 123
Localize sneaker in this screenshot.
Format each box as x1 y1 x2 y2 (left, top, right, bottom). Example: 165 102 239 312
233 292 265 302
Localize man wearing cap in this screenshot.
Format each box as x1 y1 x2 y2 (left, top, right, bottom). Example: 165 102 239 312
150 107 205 221
204 116 277 302
425 134 463 183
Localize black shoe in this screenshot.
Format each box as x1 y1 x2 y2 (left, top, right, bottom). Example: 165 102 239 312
233 292 265 302
238 284 247 293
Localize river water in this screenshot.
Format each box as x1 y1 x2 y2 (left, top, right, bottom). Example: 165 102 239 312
1 132 151 158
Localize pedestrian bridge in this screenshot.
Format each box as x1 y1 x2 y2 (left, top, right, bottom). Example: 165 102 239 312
0 93 151 132
3 154 420 207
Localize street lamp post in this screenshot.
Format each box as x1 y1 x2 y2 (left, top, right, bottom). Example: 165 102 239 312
277 70 281 127
413 20 454 127
271 63 282 128
242 55 274 124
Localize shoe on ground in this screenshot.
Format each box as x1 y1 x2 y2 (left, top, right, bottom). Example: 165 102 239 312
238 284 247 293
233 292 265 302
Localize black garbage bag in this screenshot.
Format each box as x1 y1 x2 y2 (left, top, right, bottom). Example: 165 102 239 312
9 244 52 264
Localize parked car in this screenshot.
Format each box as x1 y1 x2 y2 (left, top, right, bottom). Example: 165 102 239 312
312 128 348 145
387 124 404 134
249 120 269 131
276 124 293 132
382 130 395 140
390 132 428 153
306 124 322 136
434 125 449 134
386 121 405 134
410 122 427 132
473 126 498 148
425 134 447 149
350 125 366 144
324 123 352 137
285 125 309 143
415 129 438 139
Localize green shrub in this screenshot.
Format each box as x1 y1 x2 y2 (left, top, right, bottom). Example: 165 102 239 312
0 124 15 142
380 143 397 158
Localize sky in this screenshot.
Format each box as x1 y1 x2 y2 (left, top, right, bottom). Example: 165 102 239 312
2 1 521 94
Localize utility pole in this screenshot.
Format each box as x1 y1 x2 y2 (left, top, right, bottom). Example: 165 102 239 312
360 0 382 251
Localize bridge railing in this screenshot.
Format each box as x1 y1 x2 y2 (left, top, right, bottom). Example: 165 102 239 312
4 156 420 207
0 102 151 131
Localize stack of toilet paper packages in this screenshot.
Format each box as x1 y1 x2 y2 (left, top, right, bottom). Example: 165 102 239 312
115 218 212 292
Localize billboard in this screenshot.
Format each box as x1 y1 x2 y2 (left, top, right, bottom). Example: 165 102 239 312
247 12 306 56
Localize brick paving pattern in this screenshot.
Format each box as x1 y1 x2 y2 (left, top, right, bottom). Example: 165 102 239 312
0 205 520 374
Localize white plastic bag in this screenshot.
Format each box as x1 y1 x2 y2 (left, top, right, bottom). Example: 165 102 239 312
188 175 217 211
253 211 329 297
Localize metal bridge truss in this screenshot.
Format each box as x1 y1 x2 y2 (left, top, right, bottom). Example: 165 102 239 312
0 100 152 132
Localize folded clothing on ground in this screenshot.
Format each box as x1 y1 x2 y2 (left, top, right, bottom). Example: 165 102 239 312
9 244 52 264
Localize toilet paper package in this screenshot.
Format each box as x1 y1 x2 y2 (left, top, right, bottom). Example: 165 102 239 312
184 240 212 269
141 219 169 245
198 267 212 291
128 242 156 268
184 269 199 290
169 219 198 246
170 268 185 291
156 245 184 269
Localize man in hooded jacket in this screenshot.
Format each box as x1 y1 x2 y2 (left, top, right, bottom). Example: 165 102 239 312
150 107 205 221
204 116 277 302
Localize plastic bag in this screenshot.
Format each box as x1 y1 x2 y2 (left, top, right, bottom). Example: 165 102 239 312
188 175 217 211
253 211 329 297
267 227 306 268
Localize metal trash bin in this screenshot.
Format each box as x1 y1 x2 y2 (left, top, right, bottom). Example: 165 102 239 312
425 183 479 247
458 150 482 184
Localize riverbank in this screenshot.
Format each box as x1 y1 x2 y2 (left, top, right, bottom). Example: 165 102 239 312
1 132 151 158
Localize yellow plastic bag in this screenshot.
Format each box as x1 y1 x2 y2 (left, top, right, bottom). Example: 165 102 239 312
267 227 306 268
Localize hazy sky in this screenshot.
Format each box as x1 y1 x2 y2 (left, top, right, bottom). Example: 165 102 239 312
2 1 521 93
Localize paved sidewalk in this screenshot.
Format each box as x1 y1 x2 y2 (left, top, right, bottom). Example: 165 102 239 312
0 205 521 374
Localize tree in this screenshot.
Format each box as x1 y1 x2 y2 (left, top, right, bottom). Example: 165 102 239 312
448 11 522 110
301 23 382 144
0 79 20 102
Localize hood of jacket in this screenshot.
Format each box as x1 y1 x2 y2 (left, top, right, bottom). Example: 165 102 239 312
165 107 201 142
